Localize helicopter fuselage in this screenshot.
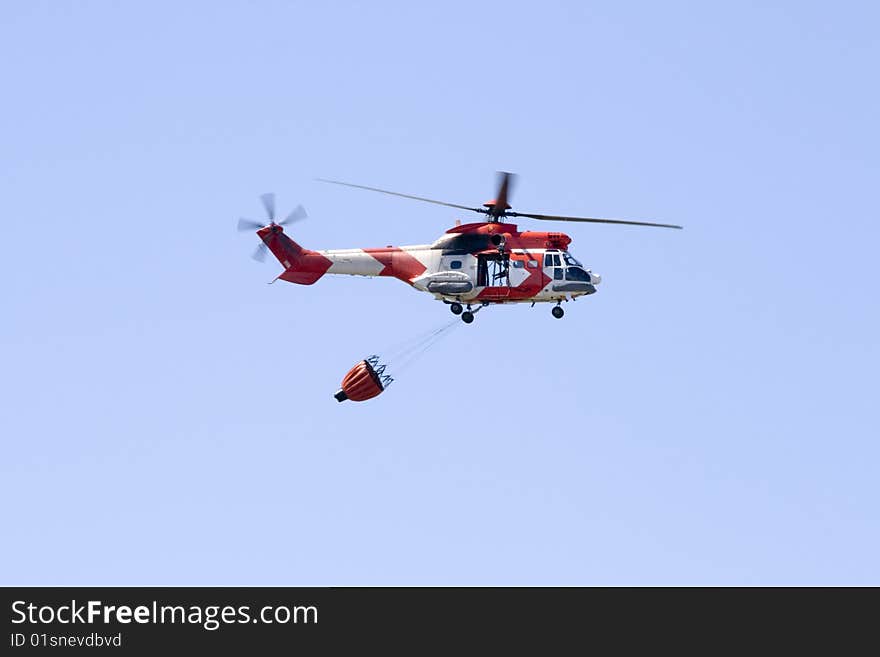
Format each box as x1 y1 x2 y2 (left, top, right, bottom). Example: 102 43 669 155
259 221 600 306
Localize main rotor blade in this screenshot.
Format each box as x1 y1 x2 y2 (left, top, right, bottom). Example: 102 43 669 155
316 178 485 214
509 211 683 230
259 193 276 223
237 217 264 232
279 204 307 226
251 241 269 262
493 171 516 217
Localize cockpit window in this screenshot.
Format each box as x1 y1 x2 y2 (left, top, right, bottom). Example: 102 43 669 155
563 253 582 267
545 252 563 267
565 267 590 282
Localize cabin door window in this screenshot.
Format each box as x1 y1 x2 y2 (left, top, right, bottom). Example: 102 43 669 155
476 253 510 287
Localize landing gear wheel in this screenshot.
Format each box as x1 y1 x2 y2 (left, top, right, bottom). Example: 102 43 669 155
461 311 475 324
450 302 463 315
552 305 565 319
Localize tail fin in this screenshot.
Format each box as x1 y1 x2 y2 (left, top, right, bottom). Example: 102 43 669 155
257 225 331 285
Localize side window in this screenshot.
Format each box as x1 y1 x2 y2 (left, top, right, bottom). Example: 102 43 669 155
554 268 564 280
552 254 561 267
544 253 553 267
527 260 538 269
450 260 462 270
512 260 524 268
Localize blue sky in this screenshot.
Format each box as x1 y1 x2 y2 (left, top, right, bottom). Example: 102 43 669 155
2 1 877 584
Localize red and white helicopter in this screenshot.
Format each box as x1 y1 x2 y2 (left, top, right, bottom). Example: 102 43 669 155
238 173 681 323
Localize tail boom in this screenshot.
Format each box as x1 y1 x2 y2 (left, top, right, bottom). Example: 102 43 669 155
258 226 430 286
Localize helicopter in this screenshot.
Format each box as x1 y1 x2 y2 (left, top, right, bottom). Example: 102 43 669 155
237 172 681 323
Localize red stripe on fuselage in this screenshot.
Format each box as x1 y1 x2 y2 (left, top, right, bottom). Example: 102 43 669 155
363 248 426 283
475 251 550 301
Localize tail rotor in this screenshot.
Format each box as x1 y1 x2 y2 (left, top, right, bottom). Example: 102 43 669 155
237 193 308 262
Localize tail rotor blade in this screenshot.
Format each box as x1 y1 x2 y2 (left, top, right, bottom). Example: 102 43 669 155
251 242 269 262
237 217 264 232
259 193 276 223
279 204 307 226
240 194 300 264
